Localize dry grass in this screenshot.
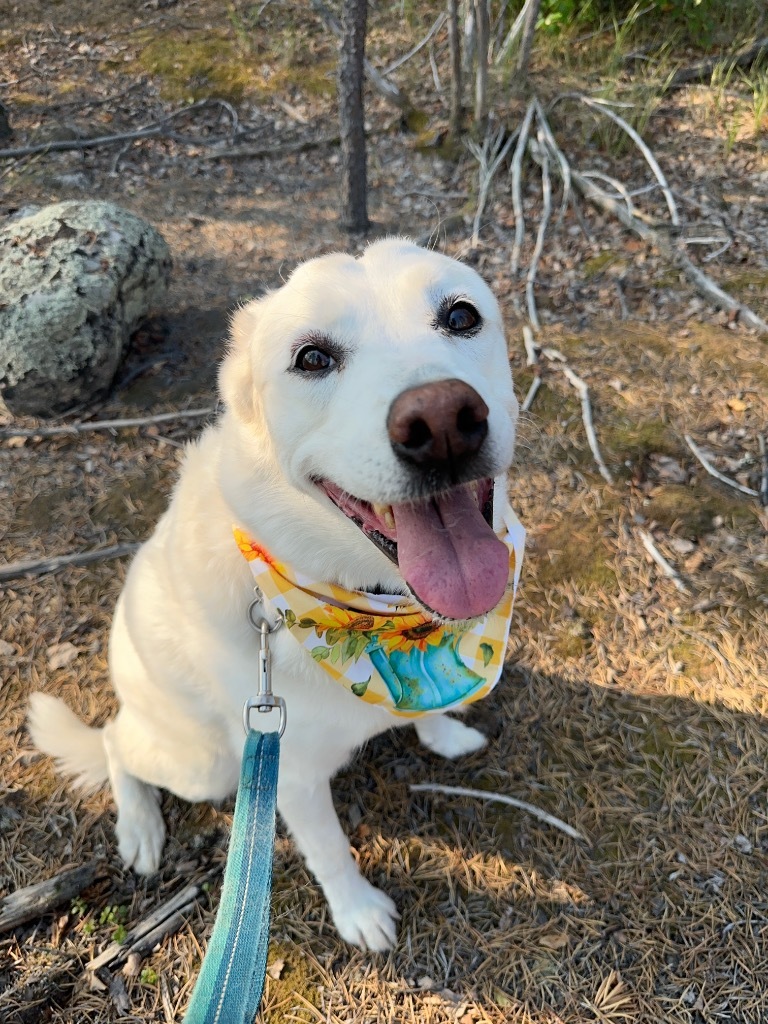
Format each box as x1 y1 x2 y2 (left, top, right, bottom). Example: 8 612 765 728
2 1 768 1022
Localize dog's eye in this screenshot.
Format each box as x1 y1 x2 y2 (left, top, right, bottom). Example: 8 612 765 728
446 301 480 333
295 346 336 373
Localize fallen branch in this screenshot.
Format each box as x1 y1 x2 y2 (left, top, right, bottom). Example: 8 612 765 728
509 99 536 276
87 870 219 975
0 543 139 583
684 434 760 498
637 529 690 594
199 134 340 162
668 37 768 88
525 126 552 330
0 406 215 439
0 863 104 933
0 99 238 160
410 783 584 841
467 124 518 248
521 375 542 412
561 366 614 484
381 12 447 77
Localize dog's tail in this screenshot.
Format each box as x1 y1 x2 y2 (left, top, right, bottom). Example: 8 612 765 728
28 693 109 790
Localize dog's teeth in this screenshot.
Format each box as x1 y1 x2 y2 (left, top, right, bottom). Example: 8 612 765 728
373 503 395 530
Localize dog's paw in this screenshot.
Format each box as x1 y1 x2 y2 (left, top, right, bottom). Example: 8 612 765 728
115 788 166 875
328 876 399 952
415 715 487 759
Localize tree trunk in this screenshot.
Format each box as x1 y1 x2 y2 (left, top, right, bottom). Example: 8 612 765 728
447 0 463 142
473 0 490 135
338 0 370 233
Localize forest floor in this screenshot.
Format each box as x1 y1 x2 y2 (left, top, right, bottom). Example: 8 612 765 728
1 2 767 1022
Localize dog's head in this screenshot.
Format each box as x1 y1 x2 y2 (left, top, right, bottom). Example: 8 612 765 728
220 239 519 621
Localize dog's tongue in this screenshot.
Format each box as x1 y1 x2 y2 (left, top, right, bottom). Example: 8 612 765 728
392 487 509 620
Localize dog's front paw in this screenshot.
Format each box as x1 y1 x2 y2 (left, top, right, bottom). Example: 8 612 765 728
415 715 487 759
328 876 399 951
115 789 166 875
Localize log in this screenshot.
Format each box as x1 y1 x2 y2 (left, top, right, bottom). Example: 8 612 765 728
0 863 103 933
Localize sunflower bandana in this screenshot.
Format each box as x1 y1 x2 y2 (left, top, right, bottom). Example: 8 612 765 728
234 504 525 718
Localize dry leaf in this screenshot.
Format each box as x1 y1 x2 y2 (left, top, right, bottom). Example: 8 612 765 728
537 929 570 950
47 641 79 671
726 397 748 412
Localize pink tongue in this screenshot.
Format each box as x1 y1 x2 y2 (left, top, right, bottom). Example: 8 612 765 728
392 488 510 619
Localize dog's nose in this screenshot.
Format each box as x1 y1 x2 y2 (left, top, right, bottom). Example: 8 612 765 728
387 378 489 469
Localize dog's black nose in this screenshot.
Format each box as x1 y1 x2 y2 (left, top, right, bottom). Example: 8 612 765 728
387 379 489 470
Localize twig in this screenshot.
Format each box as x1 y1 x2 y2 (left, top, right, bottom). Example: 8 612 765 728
525 127 552 331
561 366 614 484
199 134 340 162
522 324 538 366
532 97 571 225
381 12 447 77
0 99 239 160
0 543 140 583
509 99 536 276
467 125 518 248
684 435 760 498
494 0 532 65
0 863 104 932
86 870 219 974
521 375 542 412
759 435 768 508
410 783 583 840
0 406 215 439
637 529 690 594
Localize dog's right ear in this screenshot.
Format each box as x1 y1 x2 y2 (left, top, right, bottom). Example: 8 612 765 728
219 301 260 423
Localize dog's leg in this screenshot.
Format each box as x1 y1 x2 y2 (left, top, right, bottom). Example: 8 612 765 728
278 778 399 951
414 713 487 758
103 723 166 875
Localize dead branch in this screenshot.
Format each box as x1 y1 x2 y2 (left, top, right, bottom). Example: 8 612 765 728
0 99 238 160
561 366 614 484
0 543 139 583
0 863 104 933
525 128 552 330
668 37 768 88
532 97 570 224
410 782 584 840
521 375 542 412
509 99 536 276
0 406 216 439
759 435 768 508
468 124 518 248
199 134 340 161
637 529 690 594
381 12 447 77
494 0 531 65
684 435 760 498
86 870 219 974
522 324 538 366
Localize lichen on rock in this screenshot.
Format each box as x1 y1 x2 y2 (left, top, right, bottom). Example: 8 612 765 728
0 200 171 416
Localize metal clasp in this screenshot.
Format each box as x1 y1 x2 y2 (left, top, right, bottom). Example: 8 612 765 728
243 601 286 737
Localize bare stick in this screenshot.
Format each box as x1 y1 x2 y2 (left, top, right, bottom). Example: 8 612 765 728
0 863 103 932
684 435 760 498
381 12 447 77
494 0 530 64
468 124 518 248
410 783 583 840
0 543 139 583
570 170 768 334
637 529 690 594
87 871 219 973
0 406 215 439
525 127 552 331
556 93 680 227
759 435 768 508
561 366 614 484
532 98 571 225
509 99 536 276
522 324 538 366
521 375 542 412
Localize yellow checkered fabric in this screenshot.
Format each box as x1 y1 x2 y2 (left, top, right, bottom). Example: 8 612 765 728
234 504 525 717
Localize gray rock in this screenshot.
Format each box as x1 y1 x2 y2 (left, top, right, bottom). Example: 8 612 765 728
0 201 172 416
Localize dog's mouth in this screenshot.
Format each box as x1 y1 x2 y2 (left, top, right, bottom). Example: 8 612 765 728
317 478 510 620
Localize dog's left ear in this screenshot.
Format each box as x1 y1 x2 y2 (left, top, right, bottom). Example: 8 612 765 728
219 301 260 423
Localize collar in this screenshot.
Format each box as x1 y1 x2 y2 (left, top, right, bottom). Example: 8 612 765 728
234 504 525 717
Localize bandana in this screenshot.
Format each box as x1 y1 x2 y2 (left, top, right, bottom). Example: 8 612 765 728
234 504 525 718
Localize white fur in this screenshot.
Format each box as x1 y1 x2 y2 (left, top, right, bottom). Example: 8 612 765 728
28 239 518 951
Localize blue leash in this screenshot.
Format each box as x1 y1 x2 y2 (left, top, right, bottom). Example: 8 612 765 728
185 608 286 1024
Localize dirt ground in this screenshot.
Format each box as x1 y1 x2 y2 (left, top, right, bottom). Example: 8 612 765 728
1 2 768 1022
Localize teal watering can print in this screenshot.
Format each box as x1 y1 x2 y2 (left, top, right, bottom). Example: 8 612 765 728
366 632 485 712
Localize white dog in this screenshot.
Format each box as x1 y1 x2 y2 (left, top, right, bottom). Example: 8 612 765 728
29 239 522 951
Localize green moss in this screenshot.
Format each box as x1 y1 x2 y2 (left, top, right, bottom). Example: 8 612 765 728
136 33 257 102
534 518 617 592
582 251 621 279
551 633 589 659
604 418 680 462
644 483 756 540
265 942 320 1021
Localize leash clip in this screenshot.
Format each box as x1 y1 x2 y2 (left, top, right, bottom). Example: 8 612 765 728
243 603 287 737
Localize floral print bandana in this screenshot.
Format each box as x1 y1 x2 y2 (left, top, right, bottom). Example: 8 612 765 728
234 504 525 718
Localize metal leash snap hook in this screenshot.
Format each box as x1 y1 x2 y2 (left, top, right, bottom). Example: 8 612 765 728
243 607 287 737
